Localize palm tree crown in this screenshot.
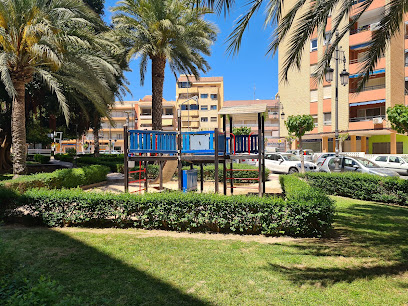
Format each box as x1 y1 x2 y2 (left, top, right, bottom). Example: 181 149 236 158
112 0 217 130
0 0 125 174
203 0 406 89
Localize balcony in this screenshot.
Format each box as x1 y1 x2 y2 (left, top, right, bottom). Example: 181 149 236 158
349 116 386 130
310 51 318 65
352 0 385 14
181 110 199 117
349 56 385 74
349 115 385 122
349 83 385 94
349 86 385 104
349 26 374 45
181 121 199 128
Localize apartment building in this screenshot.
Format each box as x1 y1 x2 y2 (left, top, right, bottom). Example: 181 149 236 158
279 0 408 154
223 99 283 149
135 95 177 131
176 75 223 131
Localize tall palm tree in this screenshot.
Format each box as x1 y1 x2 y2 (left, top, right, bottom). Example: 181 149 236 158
0 0 124 175
112 0 217 130
202 0 406 89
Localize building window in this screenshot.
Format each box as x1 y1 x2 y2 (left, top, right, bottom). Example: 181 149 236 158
323 112 332 125
201 105 208 110
178 81 191 88
210 94 217 99
211 117 217 122
201 117 208 122
210 105 217 110
181 104 199 110
164 108 173 115
141 108 151 115
310 90 318 102
310 39 317 52
312 115 318 127
200 94 208 99
323 86 332 99
116 133 122 139
323 32 331 45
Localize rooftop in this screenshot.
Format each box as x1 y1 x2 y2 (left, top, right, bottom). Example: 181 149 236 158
224 99 278 107
177 75 223 83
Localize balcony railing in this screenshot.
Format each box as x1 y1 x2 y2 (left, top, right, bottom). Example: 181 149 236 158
350 22 380 35
349 115 385 122
349 83 385 93
349 54 384 64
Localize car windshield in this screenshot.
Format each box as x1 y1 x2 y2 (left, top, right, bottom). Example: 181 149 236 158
354 157 380 168
281 154 300 161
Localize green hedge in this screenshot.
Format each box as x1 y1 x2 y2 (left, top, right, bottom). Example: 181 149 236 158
54 153 74 163
75 155 124 173
0 165 110 192
2 189 332 237
34 154 50 164
300 172 408 205
131 163 269 183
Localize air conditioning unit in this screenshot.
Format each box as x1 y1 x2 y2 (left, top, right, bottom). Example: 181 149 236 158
373 117 383 124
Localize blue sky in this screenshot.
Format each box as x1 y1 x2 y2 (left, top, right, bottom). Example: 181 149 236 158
103 1 279 102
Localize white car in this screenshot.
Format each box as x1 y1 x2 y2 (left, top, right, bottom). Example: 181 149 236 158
370 155 408 175
264 153 318 174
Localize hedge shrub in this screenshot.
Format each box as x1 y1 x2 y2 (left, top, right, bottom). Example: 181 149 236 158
300 172 408 205
75 155 124 173
0 165 110 192
131 163 269 183
54 153 74 163
7 188 333 237
34 154 50 164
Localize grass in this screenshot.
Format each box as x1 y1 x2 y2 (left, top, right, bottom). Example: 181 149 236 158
1 196 407 305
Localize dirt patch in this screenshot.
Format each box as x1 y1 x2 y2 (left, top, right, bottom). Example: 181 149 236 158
51 227 307 244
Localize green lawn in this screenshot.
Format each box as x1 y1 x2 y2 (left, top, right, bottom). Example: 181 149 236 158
1 196 407 305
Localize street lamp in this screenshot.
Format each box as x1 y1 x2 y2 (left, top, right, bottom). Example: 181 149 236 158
275 93 286 150
178 95 198 131
325 31 349 172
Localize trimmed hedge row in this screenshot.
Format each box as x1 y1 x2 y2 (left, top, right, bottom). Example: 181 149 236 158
0 187 333 237
0 165 110 192
76 156 124 173
300 172 408 205
34 154 50 164
54 153 74 163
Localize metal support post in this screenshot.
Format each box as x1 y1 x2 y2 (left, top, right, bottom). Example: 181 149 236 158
230 116 233 194
124 126 129 192
214 128 219 194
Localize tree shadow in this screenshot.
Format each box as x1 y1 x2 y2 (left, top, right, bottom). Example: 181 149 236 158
0 227 209 305
263 201 408 286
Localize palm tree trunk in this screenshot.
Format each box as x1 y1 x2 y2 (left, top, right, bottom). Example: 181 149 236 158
151 56 166 131
11 80 27 175
93 128 100 157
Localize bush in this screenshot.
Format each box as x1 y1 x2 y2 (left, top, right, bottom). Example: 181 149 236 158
65 148 76 154
54 153 74 163
9 188 334 237
0 165 110 192
34 154 50 164
132 163 269 183
300 172 408 205
279 175 335 236
75 156 124 173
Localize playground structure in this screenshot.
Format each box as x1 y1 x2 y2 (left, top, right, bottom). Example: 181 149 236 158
123 104 267 196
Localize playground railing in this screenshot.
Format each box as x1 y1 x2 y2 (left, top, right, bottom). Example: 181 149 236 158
181 131 230 155
129 130 177 154
234 133 259 154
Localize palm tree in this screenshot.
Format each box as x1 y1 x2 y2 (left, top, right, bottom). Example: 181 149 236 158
112 0 217 130
0 0 124 175
202 0 405 89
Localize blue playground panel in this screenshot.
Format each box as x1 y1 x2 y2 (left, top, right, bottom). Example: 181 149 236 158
129 130 177 154
182 169 198 192
128 130 258 155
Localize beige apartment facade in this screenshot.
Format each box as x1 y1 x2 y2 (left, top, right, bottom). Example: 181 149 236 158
279 0 408 154
176 75 224 131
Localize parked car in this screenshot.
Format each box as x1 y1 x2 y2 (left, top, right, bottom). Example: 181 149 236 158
370 155 408 175
286 149 314 162
263 153 318 174
319 156 399 177
314 153 337 166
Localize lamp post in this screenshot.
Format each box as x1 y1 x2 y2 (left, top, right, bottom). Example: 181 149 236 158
275 93 286 150
324 31 350 172
178 95 198 131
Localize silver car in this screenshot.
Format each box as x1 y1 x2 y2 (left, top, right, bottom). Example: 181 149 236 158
370 155 408 176
263 153 318 174
314 153 337 166
319 156 399 177
286 149 314 162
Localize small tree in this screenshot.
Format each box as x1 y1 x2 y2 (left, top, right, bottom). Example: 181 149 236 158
387 105 408 134
232 126 251 136
338 133 349 153
285 134 296 151
285 115 314 173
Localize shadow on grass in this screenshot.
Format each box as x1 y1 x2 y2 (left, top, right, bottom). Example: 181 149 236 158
265 200 408 287
0 227 208 305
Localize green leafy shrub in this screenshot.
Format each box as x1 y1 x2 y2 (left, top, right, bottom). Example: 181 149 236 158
279 175 335 236
54 153 74 163
75 155 124 173
0 165 109 192
132 163 269 183
300 172 408 205
65 148 76 154
34 154 50 164
14 189 334 237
